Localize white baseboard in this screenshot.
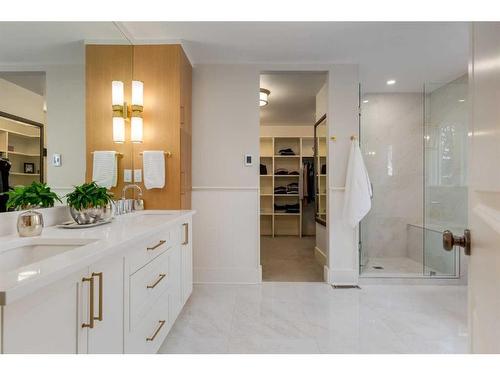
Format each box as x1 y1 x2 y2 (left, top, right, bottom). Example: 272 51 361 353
194 266 262 284
314 246 327 266
331 268 359 286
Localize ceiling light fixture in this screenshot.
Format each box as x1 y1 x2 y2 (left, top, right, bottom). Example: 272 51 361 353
260 88 270 107
363 100 369 103
386 79 396 85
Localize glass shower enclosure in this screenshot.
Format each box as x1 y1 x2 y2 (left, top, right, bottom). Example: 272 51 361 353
359 76 468 278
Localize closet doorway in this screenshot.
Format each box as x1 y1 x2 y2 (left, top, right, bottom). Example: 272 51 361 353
259 71 328 282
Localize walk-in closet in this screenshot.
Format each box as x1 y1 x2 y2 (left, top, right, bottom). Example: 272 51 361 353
259 71 328 282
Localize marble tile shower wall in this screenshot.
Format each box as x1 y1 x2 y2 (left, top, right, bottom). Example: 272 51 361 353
361 93 424 259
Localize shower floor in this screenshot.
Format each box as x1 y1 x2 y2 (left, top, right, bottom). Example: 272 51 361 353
361 256 437 277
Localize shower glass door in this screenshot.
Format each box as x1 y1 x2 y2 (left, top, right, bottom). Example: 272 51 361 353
423 78 468 277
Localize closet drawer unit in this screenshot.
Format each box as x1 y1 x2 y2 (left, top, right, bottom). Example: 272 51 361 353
129 249 172 329
126 289 170 354
127 230 172 275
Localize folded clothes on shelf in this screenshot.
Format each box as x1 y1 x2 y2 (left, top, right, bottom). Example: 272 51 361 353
275 168 300 175
274 186 287 194
260 163 268 175
287 182 299 194
274 203 300 213
278 148 295 155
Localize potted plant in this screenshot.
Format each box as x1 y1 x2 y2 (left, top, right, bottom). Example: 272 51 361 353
3 182 62 237
65 182 114 224
5 181 62 210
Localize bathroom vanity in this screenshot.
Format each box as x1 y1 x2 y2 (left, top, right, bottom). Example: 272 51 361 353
0 210 194 354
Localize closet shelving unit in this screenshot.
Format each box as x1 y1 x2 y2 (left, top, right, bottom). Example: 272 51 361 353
260 136 318 237
316 134 327 222
0 112 43 186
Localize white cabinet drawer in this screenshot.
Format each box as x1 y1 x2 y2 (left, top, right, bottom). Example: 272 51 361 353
129 250 172 329
125 289 170 354
127 230 172 275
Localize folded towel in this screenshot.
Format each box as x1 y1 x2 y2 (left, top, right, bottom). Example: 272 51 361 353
143 151 165 190
92 151 117 189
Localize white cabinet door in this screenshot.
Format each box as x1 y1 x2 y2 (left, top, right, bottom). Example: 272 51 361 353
1 270 86 354
82 255 124 354
180 218 193 304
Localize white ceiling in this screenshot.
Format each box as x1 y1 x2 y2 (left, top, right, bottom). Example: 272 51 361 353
260 72 326 126
121 22 469 92
0 22 469 93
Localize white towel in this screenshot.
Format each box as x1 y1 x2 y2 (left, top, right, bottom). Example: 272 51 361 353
343 140 372 228
92 151 117 189
143 151 165 190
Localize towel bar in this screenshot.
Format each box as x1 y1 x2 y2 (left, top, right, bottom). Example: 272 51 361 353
139 151 172 158
91 151 123 157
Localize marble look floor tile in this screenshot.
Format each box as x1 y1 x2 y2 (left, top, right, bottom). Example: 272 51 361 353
161 282 468 354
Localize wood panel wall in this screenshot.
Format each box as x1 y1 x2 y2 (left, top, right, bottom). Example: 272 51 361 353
85 45 133 198
85 44 192 209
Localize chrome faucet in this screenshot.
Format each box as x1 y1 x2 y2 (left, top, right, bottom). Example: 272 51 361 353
115 184 144 214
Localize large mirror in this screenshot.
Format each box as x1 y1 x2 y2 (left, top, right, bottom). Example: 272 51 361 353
0 22 132 212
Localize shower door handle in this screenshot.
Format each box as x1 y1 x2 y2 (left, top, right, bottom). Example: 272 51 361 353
442 229 471 256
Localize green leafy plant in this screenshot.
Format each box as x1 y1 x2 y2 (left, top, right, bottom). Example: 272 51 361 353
4 182 62 210
65 182 113 210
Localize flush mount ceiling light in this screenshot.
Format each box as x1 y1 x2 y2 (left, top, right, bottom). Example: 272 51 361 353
363 99 369 103
260 88 270 107
386 79 396 85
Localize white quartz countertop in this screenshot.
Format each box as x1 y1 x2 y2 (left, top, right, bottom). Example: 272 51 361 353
0 210 195 306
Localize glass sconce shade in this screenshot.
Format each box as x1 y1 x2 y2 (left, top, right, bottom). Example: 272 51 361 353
113 117 125 143
131 116 143 143
131 80 144 107
112 81 124 106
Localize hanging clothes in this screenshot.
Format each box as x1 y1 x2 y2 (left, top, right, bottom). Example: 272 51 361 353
0 158 12 213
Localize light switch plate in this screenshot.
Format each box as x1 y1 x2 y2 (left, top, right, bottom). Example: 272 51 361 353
124 169 132 183
244 154 253 166
134 169 142 183
52 153 61 167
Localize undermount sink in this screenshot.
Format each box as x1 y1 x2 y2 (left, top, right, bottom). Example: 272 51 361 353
0 238 98 273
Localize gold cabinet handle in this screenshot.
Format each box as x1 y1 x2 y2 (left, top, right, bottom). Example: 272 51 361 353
92 272 103 322
147 273 166 289
146 320 166 342
82 276 95 329
147 240 166 251
182 223 189 245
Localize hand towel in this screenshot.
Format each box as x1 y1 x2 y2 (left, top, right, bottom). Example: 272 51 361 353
343 140 372 228
143 151 165 190
92 151 117 189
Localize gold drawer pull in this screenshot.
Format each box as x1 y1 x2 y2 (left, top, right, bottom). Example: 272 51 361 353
147 240 166 251
146 320 166 342
182 223 189 245
92 272 103 322
82 276 95 329
147 273 166 289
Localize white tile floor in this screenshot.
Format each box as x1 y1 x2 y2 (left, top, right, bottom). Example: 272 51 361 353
158 282 468 354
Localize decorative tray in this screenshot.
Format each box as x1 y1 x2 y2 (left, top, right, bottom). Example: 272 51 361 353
56 217 113 229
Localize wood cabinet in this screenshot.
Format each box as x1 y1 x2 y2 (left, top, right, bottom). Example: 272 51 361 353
85 44 192 209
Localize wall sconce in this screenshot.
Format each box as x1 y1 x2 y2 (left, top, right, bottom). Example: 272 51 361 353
111 80 144 143
112 80 126 143
131 80 144 143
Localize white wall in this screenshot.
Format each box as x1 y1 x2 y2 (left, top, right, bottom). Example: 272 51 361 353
0 78 44 123
192 64 261 283
328 65 360 285
45 64 86 196
192 63 359 285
